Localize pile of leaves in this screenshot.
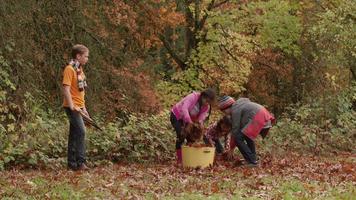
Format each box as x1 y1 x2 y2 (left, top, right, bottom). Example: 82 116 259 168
181 123 204 145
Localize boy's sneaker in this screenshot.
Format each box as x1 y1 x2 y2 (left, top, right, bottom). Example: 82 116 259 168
67 166 77 171
67 164 78 171
77 164 90 171
246 162 258 168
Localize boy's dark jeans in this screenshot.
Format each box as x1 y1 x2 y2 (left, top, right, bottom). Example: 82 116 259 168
203 136 224 154
234 128 270 164
234 130 257 164
65 108 86 169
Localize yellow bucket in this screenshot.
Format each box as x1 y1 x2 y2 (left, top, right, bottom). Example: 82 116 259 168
182 145 215 168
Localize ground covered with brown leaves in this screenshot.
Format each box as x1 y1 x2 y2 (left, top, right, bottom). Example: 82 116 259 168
1 153 355 199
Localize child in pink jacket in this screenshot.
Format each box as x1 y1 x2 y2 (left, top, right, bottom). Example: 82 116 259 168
170 88 216 163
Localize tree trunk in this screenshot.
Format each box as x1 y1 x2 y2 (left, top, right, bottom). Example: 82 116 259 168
350 66 356 82
184 0 196 59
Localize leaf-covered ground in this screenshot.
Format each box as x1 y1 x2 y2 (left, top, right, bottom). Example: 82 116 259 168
1 153 355 199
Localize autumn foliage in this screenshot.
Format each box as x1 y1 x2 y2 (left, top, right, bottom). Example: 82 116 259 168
0 0 355 198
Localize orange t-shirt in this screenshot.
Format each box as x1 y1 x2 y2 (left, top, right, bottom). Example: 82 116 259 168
62 65 85 108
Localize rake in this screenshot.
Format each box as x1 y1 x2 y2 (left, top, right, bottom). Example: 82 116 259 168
78 110 103 131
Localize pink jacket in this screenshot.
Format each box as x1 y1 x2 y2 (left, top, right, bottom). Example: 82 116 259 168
229 108 274 150
243 108 275 140
171 92 210 124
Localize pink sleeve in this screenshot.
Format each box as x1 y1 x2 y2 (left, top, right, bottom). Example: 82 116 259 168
180 93 196 123
198 105 210 124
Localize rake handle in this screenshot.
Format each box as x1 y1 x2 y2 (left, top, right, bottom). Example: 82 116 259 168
78 110 103 131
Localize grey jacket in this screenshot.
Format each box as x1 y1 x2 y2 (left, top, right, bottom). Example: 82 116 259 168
231 98 263 136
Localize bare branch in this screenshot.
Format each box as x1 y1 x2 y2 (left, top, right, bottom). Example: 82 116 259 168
212 0 230 9
159 34 187 70
198 0 216 31
199 0 230 31
350 66 356 81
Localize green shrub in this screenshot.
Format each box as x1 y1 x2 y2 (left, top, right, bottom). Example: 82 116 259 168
115 111 175 162
264 84 356 153
1 106 175 169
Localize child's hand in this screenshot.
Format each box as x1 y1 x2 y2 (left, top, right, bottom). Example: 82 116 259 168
198 123 204 130
83 110 89 117
184 123 193 133
82 108 90 117
223 151 234 161
70 105 81 112
208 139 215 147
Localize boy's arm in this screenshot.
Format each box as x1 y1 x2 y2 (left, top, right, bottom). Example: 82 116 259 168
62 66 80 112
82 106 89 117
231 110 241 137
63 85 79 111
223 134 235 160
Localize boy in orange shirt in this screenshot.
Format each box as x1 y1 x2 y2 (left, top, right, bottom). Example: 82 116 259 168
62 44 89 171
